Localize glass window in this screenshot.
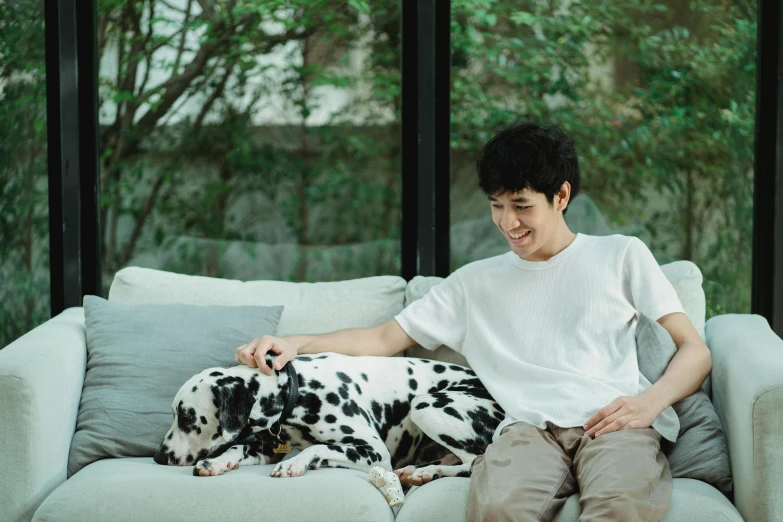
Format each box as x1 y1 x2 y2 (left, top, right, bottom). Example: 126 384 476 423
97 1 401 288
450 0 757 318
0 0 50 349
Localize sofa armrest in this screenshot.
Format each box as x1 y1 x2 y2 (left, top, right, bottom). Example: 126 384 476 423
705 314 783 522
0 308 86 522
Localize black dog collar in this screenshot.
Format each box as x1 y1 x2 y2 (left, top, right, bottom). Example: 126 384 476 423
268 362 298 438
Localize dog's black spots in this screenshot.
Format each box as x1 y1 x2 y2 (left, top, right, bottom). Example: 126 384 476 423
440 434 465 451
371 401 383 421
209 371 224 377
336 372 352 384
449 365 471 373
415 402 429 410
167 432 173 440
297 374 305 388
342 400 361 417
247 377 260 394
431 393 454 409
300 391 323 416
345 447 361 463
195 427 202 435
409 379 418 391
192 385 198 392
212 433 220 440
200 416 208 425
326 444 344 453
421 359 431 363
302 414 320 424
392 430 414 463
177 405 200 434
443 407 463 421
196 449 209 461
186 454 194 463
259 392 283 417
467 406 501 438
428 380 450 394
456 471 471 478
361 373 369 382
407 367 414 375
215 375 244 388
433 364 446 373
297 356 313 362
494 411 504 421
326 392 340 406
340 425 354 434
354 383 362 395
325 414 337 423
378 399 411 441
338 383 350 400
308 379 325 390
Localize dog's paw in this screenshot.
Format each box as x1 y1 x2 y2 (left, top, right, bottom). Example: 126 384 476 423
193 457 240 477
270 457 311 478
394 464 440 488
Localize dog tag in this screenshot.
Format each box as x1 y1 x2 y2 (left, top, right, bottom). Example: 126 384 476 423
273 441 291 454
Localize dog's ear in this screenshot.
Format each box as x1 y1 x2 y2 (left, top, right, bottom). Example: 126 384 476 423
216 384 254 442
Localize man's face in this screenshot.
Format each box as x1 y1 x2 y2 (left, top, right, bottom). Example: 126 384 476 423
489 187 565 261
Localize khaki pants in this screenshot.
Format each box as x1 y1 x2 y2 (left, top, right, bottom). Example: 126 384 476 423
467 421 672 522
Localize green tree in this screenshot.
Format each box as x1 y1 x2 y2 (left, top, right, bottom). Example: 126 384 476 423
0 0 758 350
0 0 50 347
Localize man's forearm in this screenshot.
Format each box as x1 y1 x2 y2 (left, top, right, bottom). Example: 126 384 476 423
643 340 713 414
287 327 386 357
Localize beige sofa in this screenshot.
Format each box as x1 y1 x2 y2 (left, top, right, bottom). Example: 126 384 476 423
2 261 782 522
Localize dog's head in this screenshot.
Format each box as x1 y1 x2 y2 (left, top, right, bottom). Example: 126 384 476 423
153 366 273 466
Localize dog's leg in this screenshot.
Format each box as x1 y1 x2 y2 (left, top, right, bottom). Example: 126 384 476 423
271 440 392 478
395 392 500 487
194 437 283 477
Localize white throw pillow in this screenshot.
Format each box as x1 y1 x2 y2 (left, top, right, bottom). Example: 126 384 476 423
109 266 406 337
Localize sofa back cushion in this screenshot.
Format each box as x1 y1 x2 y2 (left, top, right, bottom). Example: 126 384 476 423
404 259 710 393
69 296 283 478
109 267 407 337
636 313 732 496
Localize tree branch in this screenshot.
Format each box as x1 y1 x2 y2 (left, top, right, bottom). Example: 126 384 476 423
194 57 237 128
195 0 219 23
120 174 167 268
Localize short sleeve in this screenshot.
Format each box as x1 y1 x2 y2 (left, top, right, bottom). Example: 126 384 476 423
622 237 686 321
394 271 467 352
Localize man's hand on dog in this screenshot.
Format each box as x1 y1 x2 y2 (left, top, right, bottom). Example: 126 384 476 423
235 335 297 376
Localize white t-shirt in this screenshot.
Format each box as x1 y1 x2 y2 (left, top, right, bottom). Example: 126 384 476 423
394 233 685 442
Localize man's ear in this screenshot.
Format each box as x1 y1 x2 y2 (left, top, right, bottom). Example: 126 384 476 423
216 384 254 442
556 181 571 211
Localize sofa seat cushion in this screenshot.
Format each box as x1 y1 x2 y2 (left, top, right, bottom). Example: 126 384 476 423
394 477 742 522
33 457 395 522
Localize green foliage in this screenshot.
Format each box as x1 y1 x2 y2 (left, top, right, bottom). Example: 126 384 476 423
0 0 51 348
0 0 758 350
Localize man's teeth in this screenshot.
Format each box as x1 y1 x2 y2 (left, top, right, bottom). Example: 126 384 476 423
510 231 530 239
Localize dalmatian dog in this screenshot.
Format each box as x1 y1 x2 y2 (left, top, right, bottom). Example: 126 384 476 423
153 352 504 487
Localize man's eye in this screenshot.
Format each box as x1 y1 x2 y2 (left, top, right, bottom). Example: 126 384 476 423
516 206 530 210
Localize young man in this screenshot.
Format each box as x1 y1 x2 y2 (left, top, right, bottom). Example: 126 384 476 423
235 121 712 521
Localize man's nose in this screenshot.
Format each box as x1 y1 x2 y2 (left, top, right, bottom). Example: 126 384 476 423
502 211 520 230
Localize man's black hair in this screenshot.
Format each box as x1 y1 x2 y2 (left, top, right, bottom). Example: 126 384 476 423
477 121 581 216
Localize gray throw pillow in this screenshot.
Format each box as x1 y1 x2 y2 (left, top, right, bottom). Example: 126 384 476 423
636 313 733 497
69 295 283 478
